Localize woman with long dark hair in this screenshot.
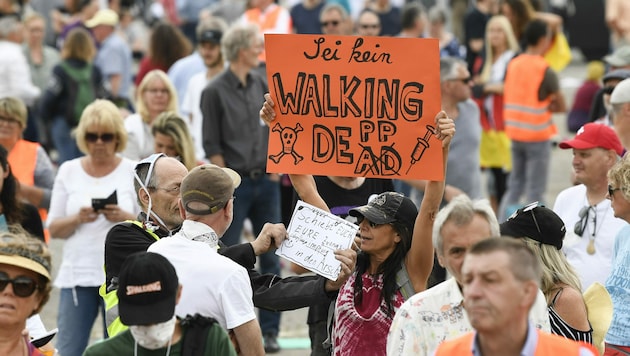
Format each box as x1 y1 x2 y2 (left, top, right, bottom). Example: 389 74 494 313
0 145 44 241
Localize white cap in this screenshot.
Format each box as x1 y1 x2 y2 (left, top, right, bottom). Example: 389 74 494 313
611 78 630 104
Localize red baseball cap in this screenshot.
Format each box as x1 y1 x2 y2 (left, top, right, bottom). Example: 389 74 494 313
559 123 624 156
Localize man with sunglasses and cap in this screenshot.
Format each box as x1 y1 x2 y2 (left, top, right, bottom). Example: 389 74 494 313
85 251 236 355
553 123 626 292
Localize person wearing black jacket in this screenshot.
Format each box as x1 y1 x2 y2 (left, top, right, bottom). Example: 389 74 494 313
103 153 355 336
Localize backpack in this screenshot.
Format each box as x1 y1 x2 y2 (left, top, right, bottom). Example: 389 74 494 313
60 61 96 126
180 314 219 356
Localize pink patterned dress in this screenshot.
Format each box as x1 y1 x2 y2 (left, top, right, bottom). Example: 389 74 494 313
333 272 404 355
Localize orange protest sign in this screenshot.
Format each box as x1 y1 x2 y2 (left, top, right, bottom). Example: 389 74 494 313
265 34 443 180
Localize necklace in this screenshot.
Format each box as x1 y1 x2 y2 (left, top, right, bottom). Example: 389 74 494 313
134 339 172 356
585 204 610 255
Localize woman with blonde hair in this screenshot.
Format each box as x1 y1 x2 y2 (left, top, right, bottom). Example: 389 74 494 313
40 26 106 164
122 70 178 160
605 156 630 354
151 112 197 170
501 203 593 343
48 99 139 356
472 14 519 213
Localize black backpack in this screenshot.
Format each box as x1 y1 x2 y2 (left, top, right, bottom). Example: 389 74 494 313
180 314 218 356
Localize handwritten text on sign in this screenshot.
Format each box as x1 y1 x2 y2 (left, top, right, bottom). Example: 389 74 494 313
265 34 442 180
277 200 357 280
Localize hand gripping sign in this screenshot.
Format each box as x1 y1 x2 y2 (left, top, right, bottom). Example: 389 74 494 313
264 34 443 180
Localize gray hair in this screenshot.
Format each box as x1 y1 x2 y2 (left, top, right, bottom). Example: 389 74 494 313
428 6 448 24
440 57 467 82
221 23 259 63
320 3 349 21
432 195 499 255
0 17 20 39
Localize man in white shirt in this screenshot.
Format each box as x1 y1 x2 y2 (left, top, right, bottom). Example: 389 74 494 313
553 123 627 291
181 17 227 162
149 164 265 356
387 195 550 355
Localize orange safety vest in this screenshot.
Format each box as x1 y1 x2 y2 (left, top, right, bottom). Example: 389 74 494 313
244 4 290 62
503 54 557 142
8 140 49 242
434 329 600 356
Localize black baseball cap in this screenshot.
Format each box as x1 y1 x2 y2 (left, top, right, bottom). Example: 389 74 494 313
500 203 566 250
198 29 222 44
349 192 417 232
117 252 179 325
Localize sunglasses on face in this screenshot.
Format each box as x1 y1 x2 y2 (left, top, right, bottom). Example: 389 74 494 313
359 24 380 29
608 184 621 198
450 77 472 85
85 132 115 143
321 20 340 27
0 272 39 298
356 215 388 228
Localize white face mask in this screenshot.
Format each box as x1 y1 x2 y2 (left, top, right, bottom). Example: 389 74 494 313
129 316 177 350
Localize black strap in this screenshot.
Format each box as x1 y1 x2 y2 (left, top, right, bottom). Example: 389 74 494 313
180 314 218 356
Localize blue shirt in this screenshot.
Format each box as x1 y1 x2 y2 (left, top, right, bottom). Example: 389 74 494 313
94 33 132 99
168 52 205 107
606 224 630 346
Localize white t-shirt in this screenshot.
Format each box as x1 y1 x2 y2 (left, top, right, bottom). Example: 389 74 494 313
121 113 154 161
48 157 138 288
387 277 551 355
148 221 256 330
553 184 628 290
181 72 209 162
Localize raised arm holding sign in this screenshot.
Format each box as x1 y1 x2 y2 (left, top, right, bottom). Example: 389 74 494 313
263 34 443 180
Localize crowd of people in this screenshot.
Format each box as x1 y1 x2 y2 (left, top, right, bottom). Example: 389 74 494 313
0 0 629 355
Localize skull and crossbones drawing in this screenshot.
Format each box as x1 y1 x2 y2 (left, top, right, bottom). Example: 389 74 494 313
269 122 304 164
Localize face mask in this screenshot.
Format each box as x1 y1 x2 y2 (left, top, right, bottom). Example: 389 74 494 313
129 316 176 350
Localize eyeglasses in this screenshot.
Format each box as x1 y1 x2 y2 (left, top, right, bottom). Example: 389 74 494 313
574 206 596 237
359 24 380 29
0 116 20 126
449 77 472 85
608 184 621 198
0 272 39 298
85 132 115 143
150 185 180 195
144 88 170 95
321 20 340 27
356 215 388 228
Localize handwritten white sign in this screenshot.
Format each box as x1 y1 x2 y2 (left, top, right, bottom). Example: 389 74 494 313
277 200 358 280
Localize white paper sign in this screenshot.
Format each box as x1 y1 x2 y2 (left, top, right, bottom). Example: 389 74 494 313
276 200 358 280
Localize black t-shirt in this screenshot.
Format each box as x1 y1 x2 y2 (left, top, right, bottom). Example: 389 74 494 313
464 7 490 72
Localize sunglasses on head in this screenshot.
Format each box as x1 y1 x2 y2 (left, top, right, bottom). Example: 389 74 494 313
0 272 38 298
85 132 115 143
